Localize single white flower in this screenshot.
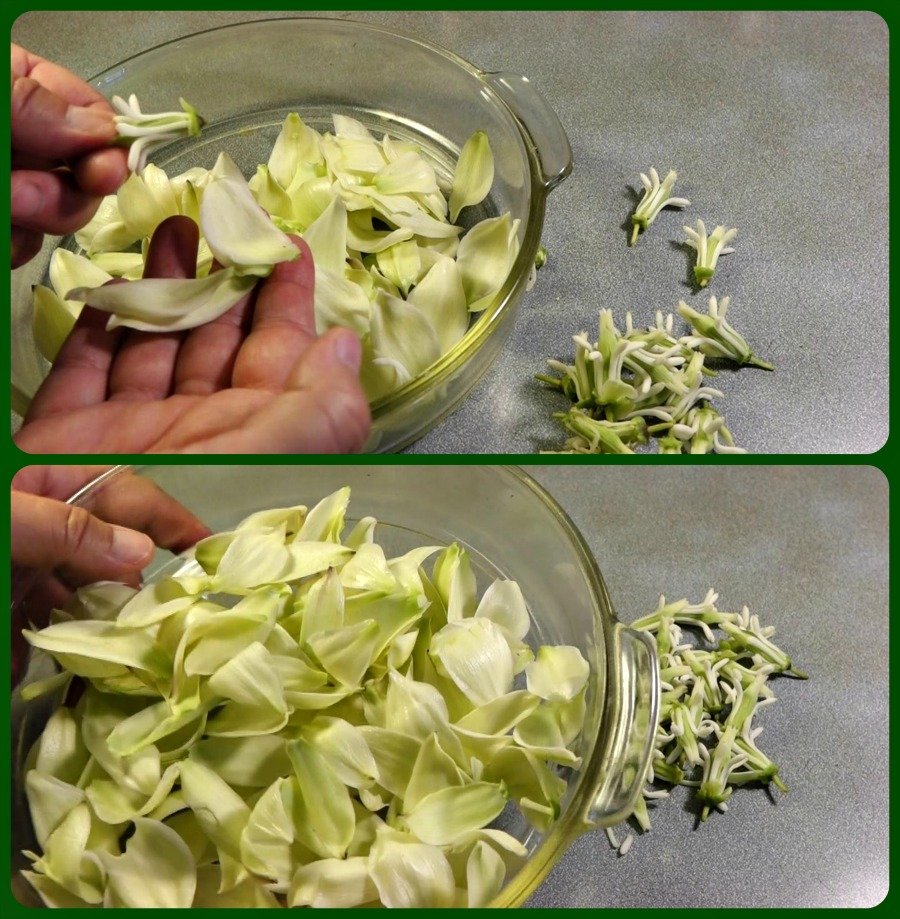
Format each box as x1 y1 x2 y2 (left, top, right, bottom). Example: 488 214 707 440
683 219 737 287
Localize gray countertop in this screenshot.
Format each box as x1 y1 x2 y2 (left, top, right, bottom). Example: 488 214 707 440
12 10 888 455
524 464 888 907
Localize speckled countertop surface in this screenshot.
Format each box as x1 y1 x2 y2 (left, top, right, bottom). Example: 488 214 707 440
12 10 888 454
524 465 888 907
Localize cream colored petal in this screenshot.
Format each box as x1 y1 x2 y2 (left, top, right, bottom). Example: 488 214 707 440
449 131 494 223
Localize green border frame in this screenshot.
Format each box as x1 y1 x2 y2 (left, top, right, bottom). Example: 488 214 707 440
3 3 893 914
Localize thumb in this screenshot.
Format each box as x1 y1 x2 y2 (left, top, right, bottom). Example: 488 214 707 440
11 76 116 160
11 491 155 585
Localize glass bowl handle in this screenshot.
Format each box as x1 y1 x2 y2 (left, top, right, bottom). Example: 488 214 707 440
586 624 660 827
481 71 573 192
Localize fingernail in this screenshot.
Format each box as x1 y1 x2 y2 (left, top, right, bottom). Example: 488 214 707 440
332 330 362 371
13 181 42 219
66 105 113 136
109 526 155 565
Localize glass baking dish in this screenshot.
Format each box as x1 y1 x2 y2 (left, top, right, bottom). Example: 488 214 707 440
10 18 573 451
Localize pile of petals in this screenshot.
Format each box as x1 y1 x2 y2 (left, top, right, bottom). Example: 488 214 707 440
19 487 589 908
32 113 519 402
539 300 773 454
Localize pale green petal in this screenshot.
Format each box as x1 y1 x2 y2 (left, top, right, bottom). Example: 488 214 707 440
75 193 136 254
25 771 84 848
269 113 324 187
385 670 450 740
432 543 477 621
116 577 198 627
333 114 376 140
466 839 506 907
178 759 251 868
387 545 443 595
403 733 465 813
32 707 90 784
193 866 281 907
32 285 80 362
22 870 92 908
512 705 581 766
23 620 169 676
302 716 379 788
288 738 355 859
207 641 287 715
117 166 179 238
370 288 440 378
85 763 179 824
340 542 396 593
357 727 419 797
407 255 469 354
98 817 196 907
306 619 380 687
213 528 290 589
249 164 294 220
202 153 299 270
81 690 162 795
431 618 515 706
49 249 112 303
298 568 345 644
375 151 439 196
449 131 494 223
67 268 257 333
289 856 376 907
106 698 204 756
381 205 462 239
31 802 102 902
87 251 145 279
475 579 531 642
298 486 351 542
344 515 377 549
182 590 281 676
404 783 508 845
525 645 590 701
287 175 334 228
346 210 414 253
237 503 308 537
455 690 540 735
376 239 422 297
456 213 519 310
387 630 418 670
312 264 372 335
239 777 296 883
189 734 290 787
303 195 348 274
369 834 456 908
282 541 353 582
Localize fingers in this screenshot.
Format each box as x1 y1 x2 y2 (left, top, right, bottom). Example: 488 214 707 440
172 293 255 396
11 168 103 235
108 216 198 402
25 307 122 422
11 226 44 269
72 146 129 197
12 45 112 110
85 469 212 553
11 73 117 161
231 237 318 390
266 328 371 452
10 491 155 586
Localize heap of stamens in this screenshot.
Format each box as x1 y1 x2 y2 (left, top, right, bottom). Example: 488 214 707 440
605 591 806 856
539 298 770 454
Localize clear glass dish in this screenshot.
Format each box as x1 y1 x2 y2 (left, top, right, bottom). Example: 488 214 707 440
10 17 572 451
11 465 657 906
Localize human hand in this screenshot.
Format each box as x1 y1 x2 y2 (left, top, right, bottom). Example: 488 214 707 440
15 216 372 454
11 44 129 267
11 465 210 686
